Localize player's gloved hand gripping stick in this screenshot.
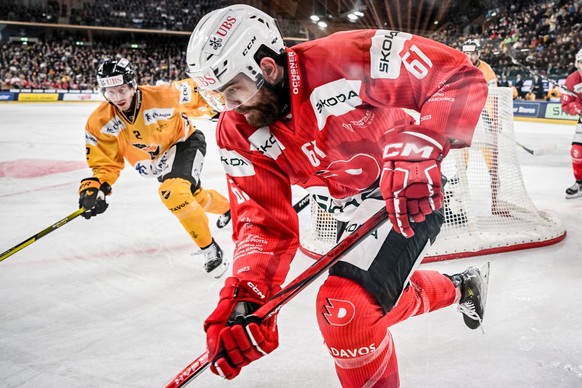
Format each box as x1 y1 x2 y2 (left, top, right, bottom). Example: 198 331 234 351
163 207 390 388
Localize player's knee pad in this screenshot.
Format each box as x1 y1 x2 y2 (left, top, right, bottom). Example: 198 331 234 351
159 178 198 216
316 275 399 388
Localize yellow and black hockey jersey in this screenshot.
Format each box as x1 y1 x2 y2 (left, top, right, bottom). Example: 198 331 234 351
84 79 214 185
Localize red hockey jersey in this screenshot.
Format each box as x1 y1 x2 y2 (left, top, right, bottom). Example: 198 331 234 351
216 30 488 288
561 71 582 116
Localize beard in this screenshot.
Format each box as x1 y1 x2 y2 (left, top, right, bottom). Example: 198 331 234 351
235 85 285 127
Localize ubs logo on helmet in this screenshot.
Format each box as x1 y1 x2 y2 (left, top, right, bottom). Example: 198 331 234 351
215 15 238 37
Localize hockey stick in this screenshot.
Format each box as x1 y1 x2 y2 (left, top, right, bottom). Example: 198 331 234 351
163 208 389 388
496 130 556 156
514 139 556 156
292 194 310 213
503 48 579 97
0 208 85 263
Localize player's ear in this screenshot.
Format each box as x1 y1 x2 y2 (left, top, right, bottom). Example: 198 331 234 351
259 57 283 84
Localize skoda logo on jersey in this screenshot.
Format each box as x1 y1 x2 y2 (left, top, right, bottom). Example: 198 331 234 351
248 127 285 160
219 148 255 177
310 78 363 130
322 298 356 326
143 108 174 125
370 30 412 79
100 115 125 137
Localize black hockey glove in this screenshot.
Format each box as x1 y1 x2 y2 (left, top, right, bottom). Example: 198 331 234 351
79 177 111 219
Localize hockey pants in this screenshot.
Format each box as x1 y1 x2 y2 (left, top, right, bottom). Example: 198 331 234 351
158 130 229 248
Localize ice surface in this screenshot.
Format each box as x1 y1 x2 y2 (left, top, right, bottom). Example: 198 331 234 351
1 103 581 387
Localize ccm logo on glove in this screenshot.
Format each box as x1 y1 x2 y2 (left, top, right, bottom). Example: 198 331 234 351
247 281 267 300
383 132 444 159
381 130 449 238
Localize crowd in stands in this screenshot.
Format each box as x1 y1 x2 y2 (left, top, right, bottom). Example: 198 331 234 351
434 0 582 99
68 1 227 32
0 32 190 91
1 0 581 101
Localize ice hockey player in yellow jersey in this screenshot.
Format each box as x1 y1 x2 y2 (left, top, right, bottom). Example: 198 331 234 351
463 39 505 215
462 39 498 87
444 38 505 222
78 58 231 278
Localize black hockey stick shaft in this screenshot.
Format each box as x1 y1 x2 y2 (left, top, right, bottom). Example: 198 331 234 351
0 208 86 262
498 131 556 156
506 51 579 97
292 194 310 213
163 208 389 388
515 141 535 155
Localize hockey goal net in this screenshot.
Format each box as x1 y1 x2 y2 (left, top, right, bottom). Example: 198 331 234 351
299 87 566 261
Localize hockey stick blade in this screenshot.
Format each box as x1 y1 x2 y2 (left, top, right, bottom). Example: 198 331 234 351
0 208 85 262
498 131 556 156
515 140 556 156
163 208 389 388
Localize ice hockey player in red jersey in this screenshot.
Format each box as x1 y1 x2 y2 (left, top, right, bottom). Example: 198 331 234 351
80 58 231 278
186 4 489 386
561 48 582 199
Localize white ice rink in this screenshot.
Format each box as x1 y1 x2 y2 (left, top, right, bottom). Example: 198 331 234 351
1 102 581 388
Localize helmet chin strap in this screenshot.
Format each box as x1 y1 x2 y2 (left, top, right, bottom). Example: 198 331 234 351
262 66 291 118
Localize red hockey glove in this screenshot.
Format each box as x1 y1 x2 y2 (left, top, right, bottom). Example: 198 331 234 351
575 93 582 113
380 130 450 238
78 177 111 219
204 277 280 380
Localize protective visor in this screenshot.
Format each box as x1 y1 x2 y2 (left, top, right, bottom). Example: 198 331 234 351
196 73 265 112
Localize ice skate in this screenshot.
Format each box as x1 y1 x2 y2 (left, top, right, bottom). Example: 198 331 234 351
448 262 490 333
565 181 582 199
197 239 229 278
216 210 231 228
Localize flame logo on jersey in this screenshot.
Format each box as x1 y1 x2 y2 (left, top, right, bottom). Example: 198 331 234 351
322 298 355 326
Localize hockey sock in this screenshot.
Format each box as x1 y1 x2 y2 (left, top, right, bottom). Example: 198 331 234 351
316 272 457 387
316 275 399 388
571 144 582 181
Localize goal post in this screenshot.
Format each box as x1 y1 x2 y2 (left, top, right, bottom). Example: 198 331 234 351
299 87 567 261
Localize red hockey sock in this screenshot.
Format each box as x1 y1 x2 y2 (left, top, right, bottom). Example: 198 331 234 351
315 271 456 388
571 144 582 181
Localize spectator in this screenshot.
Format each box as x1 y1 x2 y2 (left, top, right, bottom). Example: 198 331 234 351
546 83 561 101
525 90 536 100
